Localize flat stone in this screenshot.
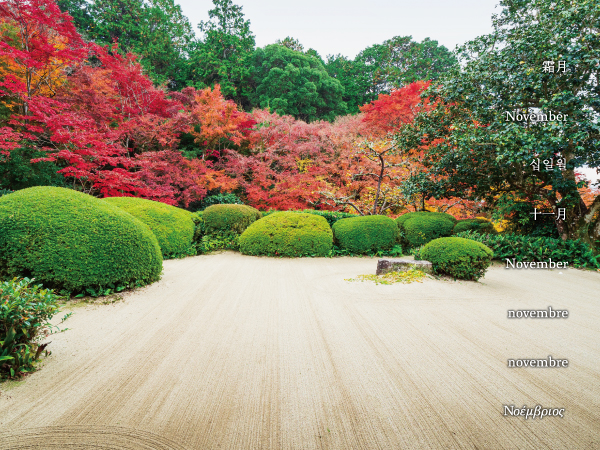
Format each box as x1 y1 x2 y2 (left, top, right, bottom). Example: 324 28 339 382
376 258 433 275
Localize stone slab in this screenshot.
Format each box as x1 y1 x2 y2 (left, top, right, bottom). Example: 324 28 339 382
376 258 433 275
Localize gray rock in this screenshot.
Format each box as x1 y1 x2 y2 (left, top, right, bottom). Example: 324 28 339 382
376 258 433 275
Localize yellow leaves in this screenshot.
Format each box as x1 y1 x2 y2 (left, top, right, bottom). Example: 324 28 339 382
296 158 312 173
346 268 426 285
493 219 509 233
0 19 69 98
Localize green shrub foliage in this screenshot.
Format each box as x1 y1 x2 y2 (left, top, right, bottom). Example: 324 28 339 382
398 212 456 248
453 218 497 235
0 278 68 379
239 212 333 257
456 231 600 269
203 204 262 235
396 211 457 229
105 196 195 258
262 209 358 226
0 187 163 293
191 211 204 244
201 192 243 209
332 215 398 254
299 210 358 227
421 237 493 281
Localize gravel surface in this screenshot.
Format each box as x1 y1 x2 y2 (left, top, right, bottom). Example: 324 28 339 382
1 252 598 449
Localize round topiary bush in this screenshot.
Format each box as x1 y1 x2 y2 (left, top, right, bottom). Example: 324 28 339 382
104 196 194 258
420 237 493 281
332 215 397 254
203 204 262 235
396 211 457 229
0 187 163 293
239 212 333 257
399 213 456 248
453 218 498 235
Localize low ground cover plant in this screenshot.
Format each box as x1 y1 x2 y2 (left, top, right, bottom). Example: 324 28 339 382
0 187 163 296
1 278 69 379
240 212 333 257
333 215 398 254
104 197 195 259
397 211 456 249
456 231 600 269
420 237 493 281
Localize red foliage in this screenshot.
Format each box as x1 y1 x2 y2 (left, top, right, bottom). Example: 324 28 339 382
0 0 88 99
360 81 431 134
189 84 255 153
0 0 487 216
0 1 247 205
0 126 25 156
224 110 367 210
135 150 238 207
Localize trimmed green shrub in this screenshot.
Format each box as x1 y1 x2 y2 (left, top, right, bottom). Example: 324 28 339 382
104 197 195 259
1 278 68 379
396 211 457 229
400 214 455 248
203 204 261 235
261 209 358 226
332 215 398 254
456 231 600 269
421 237 493 281
298 210 358 227
0 187 163 293
453 218 497 235
240 212 333 257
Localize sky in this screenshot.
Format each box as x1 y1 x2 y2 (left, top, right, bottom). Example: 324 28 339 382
175 0 501 59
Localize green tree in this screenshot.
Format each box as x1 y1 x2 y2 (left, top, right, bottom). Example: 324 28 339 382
56 0 95 36
325 55 374 114
247 44 347 122
326 36 456 113
188 0 255 103
357 36 457 91
398 0 600 249
88 0 194 87
276 36 304 52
